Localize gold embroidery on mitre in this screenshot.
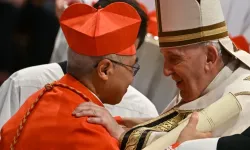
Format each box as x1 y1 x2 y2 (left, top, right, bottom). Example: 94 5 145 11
142 131 153 148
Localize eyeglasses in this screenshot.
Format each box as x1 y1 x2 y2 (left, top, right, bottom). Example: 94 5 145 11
108 59 140 76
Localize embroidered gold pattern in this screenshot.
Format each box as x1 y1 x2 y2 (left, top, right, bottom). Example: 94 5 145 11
123 110 191 150
133 109 177 128
150 113 188 132
142 131 153 148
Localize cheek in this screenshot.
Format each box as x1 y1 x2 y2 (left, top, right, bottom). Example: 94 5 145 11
117 70 133 87
124 72 134 85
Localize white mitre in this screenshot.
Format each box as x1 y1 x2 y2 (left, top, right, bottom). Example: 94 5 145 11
156 0 250 68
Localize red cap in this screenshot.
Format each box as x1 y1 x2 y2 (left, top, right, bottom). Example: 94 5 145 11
231 35 249 53
60 2 141 56
147 10 158 36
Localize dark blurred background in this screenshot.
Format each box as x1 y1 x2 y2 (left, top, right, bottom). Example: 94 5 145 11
0 0 59 84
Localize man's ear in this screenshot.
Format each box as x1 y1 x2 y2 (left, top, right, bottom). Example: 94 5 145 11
96 59 114 81
205 45 219 72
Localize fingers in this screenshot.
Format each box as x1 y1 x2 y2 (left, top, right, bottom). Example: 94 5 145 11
87 117 103 125
74 109 98 117
72 102 105 117
73 102 97 114
186 112 199 128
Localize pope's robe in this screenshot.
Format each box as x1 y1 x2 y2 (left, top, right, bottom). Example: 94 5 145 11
120 59 250 150
0 74 119 150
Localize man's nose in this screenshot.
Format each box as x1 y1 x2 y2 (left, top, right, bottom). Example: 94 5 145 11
163 66 174 76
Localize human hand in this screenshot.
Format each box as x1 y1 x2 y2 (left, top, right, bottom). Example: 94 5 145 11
72 102 125 140
177 112 212 144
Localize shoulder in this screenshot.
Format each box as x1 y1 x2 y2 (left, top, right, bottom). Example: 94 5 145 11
13 63 63 80
224 71 250 94
7 63 63 87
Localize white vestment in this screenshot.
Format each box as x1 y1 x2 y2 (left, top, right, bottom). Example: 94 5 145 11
176 138 219 150
0 63 158 129
166 60 250 136
220 0 250 41
50 29 68 63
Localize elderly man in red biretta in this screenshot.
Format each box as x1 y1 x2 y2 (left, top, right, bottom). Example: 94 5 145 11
0 2 141 150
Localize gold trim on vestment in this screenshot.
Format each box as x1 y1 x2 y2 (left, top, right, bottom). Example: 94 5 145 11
234 91 250 97
120 108 191 150
142 131 153 148
134 108 176 128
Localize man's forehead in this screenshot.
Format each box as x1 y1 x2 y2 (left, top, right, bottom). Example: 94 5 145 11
160 47 182 54
160 44 199 54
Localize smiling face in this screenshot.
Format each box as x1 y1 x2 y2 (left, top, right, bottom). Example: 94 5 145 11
161 43 223 102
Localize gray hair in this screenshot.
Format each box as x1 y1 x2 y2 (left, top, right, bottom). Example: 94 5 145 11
201 40 232 65
67 48 125 78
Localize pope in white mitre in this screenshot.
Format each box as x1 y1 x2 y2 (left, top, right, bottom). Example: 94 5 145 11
70 0 250 149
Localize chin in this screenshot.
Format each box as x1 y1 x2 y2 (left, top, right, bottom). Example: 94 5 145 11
180 91 195 103
106 95 123 105
181 91 201 103
109 99 122 105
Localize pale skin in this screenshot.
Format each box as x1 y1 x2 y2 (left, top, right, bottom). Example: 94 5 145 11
161 43 224 102
71 54 138 139
118 43 225 126
72 102 212 144
73 43 223 143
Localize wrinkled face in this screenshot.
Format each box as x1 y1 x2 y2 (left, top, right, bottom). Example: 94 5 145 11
161 44 214 102
96 55 139 104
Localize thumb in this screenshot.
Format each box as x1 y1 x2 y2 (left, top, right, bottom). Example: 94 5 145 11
187 112 199 128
